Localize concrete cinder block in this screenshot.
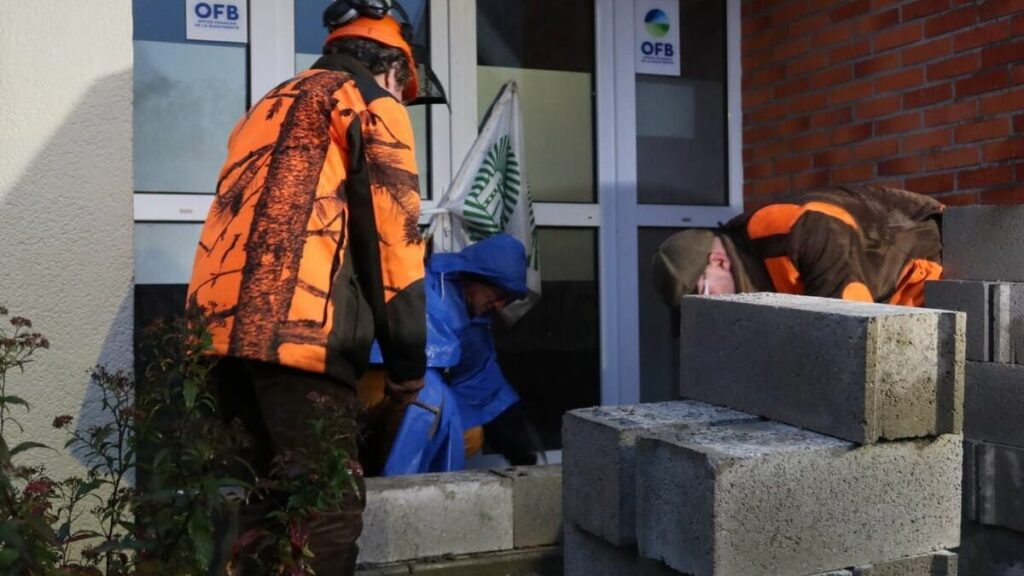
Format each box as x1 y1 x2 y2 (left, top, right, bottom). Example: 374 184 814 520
491 464 563 549
680 293 965 444
357 471 513 564
563 522 682 576
964 439 978 522
959 521 1024 576
635 420 962 576
977 441 1024 533
925 280 1024 363
943 205 1024 283
852 550 958 575
966 361 1024 447
562 401 756 547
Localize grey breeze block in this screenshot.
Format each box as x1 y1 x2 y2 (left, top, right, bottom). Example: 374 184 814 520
959 521 1024 576
943 204 1024 283
808 550 958 576
966 361 1024 447
491 464 563 549
563 522 681 576
635 419 962 576
357 471 513 564
562 401 757 547
680 293 965 444
975 441 1024 534
925 279 1024 363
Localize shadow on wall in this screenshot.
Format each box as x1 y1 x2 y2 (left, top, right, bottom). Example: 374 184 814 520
0 70 134 469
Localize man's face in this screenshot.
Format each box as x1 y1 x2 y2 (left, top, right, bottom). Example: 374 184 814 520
462 279 511 317
694 236 736 296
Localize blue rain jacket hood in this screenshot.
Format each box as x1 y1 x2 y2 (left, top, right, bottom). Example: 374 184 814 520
428 234 529 300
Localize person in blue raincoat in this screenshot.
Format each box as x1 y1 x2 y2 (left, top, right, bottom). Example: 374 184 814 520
368 233 541 473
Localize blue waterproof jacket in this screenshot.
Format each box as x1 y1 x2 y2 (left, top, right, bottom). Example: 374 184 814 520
379 234 528 474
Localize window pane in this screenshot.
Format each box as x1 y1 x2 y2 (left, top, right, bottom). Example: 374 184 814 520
493 228 600 451
477 0 596 203
636 0 728 206
295 0 432 199
133 0 246 193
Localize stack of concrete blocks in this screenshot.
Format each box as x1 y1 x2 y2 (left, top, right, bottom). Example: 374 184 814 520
927 204 1024 576
355 466 564 574
563 292 965 575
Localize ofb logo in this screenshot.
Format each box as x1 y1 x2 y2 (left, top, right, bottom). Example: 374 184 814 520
464 136 521 241
644 8 670 38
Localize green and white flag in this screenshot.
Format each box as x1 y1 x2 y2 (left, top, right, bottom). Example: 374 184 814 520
427 81 540 322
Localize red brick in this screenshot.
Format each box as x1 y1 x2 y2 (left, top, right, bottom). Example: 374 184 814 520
811 65 853 90
855 53 901 78
750 140 791 162
1018 162 1024 181
747 162 775 179
982 40 1024 68
958 165 1016 188
904 84 954 109
1013 64 1024 85
979 0 1024 20
814 148 852 167
778 116 813 136
812 106 853 128
791 12 833 38
831 79 876 104
789 92 830 114
956 69 1011 97
744 86 774 109
877 112 923 134
751 176 792 196
775 77 812 99
924 101 978 126
743 14 772 36
854 9 900 34
832 0 872 22
927 53 980 82
874 22 923 52
903 0 951 21
902 37 953 65
788 51 831 76
793 170 831 189
902 128 953 151
745 64 787 90
924 147 980 170
1016 114 1024 134
936 191 980 205
983 187 1024 205
874 68 925 93
853 137 900 159
880 155 923 175
744 51 772 73
770 0 815 26
791 131 832 152
814 22 855 48
924 6 978 38
1014 13 1024 36
746 26 790 54
856 95 902 119
775 37 812 61
831 163 876 183
830 40 872 65
955 118 1013 143
776 155 814 174
745 124 776 144
750 102 789 123
873 0 902 8
953 20 1012 52
983 138 1024 161
905 172 956 194
832 122 874 144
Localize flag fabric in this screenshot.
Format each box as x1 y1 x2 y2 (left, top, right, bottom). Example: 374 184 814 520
426 81 540 322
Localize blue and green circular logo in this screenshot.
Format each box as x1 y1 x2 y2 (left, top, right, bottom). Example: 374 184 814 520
645 9 670 38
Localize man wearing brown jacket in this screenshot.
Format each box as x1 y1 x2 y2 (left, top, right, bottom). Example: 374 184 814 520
652 185 944 308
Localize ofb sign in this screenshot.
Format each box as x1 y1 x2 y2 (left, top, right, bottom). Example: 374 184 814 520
186 0 248 44
636 0 680 76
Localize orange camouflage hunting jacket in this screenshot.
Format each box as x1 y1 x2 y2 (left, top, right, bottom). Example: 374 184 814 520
188 54 426 385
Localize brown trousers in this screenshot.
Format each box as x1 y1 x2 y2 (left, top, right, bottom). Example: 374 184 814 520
212 358 366 576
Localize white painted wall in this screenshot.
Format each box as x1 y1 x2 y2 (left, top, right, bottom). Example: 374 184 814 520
0 2 134 477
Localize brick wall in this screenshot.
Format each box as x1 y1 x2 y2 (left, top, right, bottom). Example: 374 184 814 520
742 0 1024 207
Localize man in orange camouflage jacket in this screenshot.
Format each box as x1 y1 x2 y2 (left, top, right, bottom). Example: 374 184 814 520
187 2 431 572
652 185 944 308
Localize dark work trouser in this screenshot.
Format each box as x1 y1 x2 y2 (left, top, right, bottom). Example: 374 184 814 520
213 358 366 576
483 402 540 466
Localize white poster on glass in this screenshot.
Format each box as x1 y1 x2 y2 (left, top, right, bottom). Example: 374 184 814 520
186 0 248 44
635 0 680 76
